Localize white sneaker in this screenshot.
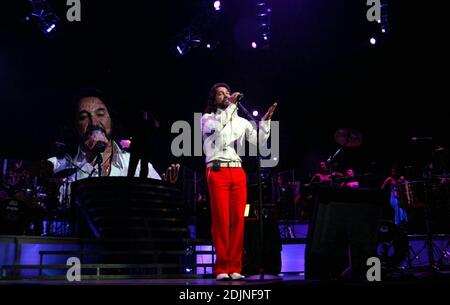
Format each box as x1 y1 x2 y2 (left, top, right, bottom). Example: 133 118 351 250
229 273 245 280
216 273 230 281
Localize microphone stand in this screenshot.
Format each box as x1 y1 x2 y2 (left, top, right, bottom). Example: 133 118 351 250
93 143 106 178
96 153 103 178
327 147 343 186
237 101 280 281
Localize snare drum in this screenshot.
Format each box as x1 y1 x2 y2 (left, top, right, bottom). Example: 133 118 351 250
376 221 408 268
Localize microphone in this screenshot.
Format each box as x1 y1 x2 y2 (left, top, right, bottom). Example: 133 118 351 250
411 137 433 143
94 141 107 154
86 126 107 153
236 93 244 102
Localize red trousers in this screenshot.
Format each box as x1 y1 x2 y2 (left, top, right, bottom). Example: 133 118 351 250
206 167 247 275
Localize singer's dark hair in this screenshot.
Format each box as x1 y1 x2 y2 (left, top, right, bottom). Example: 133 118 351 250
72 88 108 107
204 82 231 114
70 87 118 139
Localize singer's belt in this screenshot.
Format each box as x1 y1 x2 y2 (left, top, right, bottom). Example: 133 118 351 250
206 161 242 168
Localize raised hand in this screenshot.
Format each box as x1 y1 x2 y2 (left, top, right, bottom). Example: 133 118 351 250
262 102 278 121
162 163 181 184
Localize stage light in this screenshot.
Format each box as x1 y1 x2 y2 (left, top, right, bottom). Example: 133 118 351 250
251 42 257 48
252 110 259 117
255 1 272 49
119 139 131 149
28 0 60 36
45 23 56 33
176 45 185 55
370 38 376 45
381 28 386 33
206 43 211 48
213 1 221 11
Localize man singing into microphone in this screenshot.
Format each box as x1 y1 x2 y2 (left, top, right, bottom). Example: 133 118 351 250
201 83 277 280
49 89 179 181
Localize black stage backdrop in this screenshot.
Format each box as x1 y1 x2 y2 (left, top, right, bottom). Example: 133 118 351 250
0 0 448 179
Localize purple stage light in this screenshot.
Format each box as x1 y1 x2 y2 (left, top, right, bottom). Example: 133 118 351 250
206 43 211 48
252 110 259 117
370 38 376 45
251 42 257 48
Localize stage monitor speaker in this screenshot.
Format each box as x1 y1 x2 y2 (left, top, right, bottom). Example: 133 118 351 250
305 186 385 281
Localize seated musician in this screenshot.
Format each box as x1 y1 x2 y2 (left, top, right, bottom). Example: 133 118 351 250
340 168 360 188
309 161 343 184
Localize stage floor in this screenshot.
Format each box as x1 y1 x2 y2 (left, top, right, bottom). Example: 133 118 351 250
1 271 450 286
0 274 304 285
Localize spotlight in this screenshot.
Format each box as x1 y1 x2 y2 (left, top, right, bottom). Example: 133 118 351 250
255 2 272 49
45 23 56 33
28 0 61 36
381 28 386 33
176 45 184 55
213 1 221 11
251 42 257 48
119 139 131 149
370 38 376 45
206 43 211 48
252 110 259 117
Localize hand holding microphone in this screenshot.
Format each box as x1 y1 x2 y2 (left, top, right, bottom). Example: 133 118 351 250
84 126 108 153
227 92 244 105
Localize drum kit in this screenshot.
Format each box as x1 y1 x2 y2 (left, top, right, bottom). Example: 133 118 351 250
0 160 75 236
326 128 450 270
328 128 450 211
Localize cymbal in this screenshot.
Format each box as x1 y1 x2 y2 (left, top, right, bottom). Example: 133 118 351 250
334 128 362 148
53 168 77 179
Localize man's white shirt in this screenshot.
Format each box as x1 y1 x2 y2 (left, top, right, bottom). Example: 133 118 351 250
201 103 271 164
48 141 161 181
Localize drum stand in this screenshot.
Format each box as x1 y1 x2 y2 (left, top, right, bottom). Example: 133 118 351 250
420 181 447 272
56 177 71 236
404 237 446 270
